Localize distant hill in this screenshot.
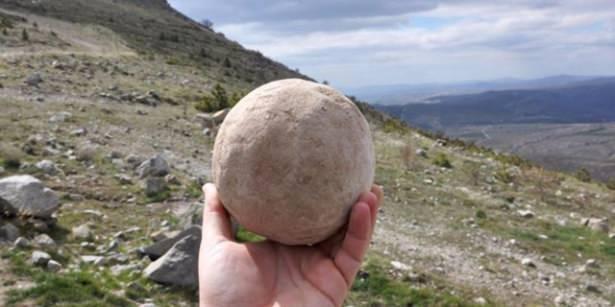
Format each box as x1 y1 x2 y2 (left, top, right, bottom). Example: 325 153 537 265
376 77 615 131
0 0 309 90
348 75 605 105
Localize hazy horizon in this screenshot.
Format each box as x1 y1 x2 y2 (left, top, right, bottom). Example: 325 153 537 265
169 1 615 89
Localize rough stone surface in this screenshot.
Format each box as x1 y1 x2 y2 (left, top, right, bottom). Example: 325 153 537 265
14 236 31 248
143 234 200 288
35 160 59 175
143 177 167 197
72 224 93 240
139 225 201 260
0 175 60 218
213 79 375 245
32 250 51 266
47 259 62 272
137 155 169 178
586 218 609 233
33 234 56 247
0 223 20 242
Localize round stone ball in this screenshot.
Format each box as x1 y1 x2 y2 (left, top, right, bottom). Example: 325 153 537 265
212 78 375 245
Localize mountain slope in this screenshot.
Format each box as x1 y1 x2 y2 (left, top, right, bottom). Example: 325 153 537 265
377 77 615 131
0 0 309 90
0 1 614 307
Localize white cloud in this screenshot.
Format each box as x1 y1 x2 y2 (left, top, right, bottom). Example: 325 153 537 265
170 0 615 87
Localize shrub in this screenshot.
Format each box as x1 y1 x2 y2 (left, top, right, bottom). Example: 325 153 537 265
0 144 23 169
432 153 452 168
607 178 615 190
21 28 28 41
475 210 487 219
195 84 233 112
575 168 592 183
194 96 218 113
495 169 514 184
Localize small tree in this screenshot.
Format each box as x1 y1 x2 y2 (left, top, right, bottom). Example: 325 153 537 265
200 19 214 29
21 28 29 41
575 168 592 183
212 84 229 109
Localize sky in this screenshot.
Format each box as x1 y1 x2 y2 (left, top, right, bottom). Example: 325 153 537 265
168 0 615 88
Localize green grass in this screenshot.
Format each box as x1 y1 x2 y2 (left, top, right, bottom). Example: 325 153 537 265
433 153 452 168
236 227 265 243
486 220 615 264
2 250 131 307
347 256 493 307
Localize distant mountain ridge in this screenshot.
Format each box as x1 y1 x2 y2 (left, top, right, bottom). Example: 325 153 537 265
349 75 609 105
376 77 615 131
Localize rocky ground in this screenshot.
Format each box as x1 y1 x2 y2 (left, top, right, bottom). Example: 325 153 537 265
0 7 614 307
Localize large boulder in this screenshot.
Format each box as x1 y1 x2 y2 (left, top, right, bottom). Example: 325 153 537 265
0 175 59 218
136 155 169 178
143 234 200 288
0 223 20 242
139 225 200 260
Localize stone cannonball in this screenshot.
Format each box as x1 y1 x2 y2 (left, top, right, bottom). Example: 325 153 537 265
212 78 375 245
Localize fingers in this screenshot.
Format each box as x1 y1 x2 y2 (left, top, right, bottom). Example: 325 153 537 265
202 183 234 246
334 201 373 288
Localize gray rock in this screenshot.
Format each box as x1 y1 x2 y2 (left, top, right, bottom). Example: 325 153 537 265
14 236 31 248
0 166 5 175
25 73 43 87
586 218 609 233
0 223 20 242
35 160 59 175
111 264 141 276
521 258 536 268
80 255 105 266
47 259 62 272
48 111 72 123
76 145 98 162
143 177 167 197
33 234 56 248
72 224 93 241
70 128 87 137
137 155 169 178
32 250 51 266
517 210 535 219
143 234 200 288
415 148 427 157
0 175 59 218
139 225 201 260
125 154 144 169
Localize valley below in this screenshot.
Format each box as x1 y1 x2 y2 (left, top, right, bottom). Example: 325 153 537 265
447 123 615 182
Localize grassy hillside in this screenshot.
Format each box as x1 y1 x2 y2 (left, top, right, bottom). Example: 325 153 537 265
0 1 614 307
0 0 309 92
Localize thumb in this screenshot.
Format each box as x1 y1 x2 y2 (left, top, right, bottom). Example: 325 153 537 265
202 183 234 246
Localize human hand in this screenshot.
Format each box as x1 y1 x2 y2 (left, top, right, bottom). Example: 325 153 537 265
198 183 383 307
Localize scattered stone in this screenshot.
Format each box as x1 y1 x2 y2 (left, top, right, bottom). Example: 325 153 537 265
114 174 133 185
585 284 600 293
76 145 98 162
390 261 411 271
609 233 615 239
538 234 549 240
139 225 201 260
80 242 96 250
554 295 566 305
143 177 167 197
143 234 200 288
473 297 487 305
164 174 180 185
32 250 51 266
47 259 62 272
111 264 141 276
33 234 56 248
80 255 105 266
14 237 31 248
70 128 88 137
107 253 129 265
82 209 104 219
137 155 169 178
25 73 43 87
0 175 60 218
585 218 609 233
0 166 5 175
72 224 93 241
35 160 59 175
586 259 599 268
415 148 427 157
517 210 535 219
0 223 20 242
521 258 536 268
48 111 72 123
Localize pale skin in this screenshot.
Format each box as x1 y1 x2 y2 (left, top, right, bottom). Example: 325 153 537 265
198 183 384 307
